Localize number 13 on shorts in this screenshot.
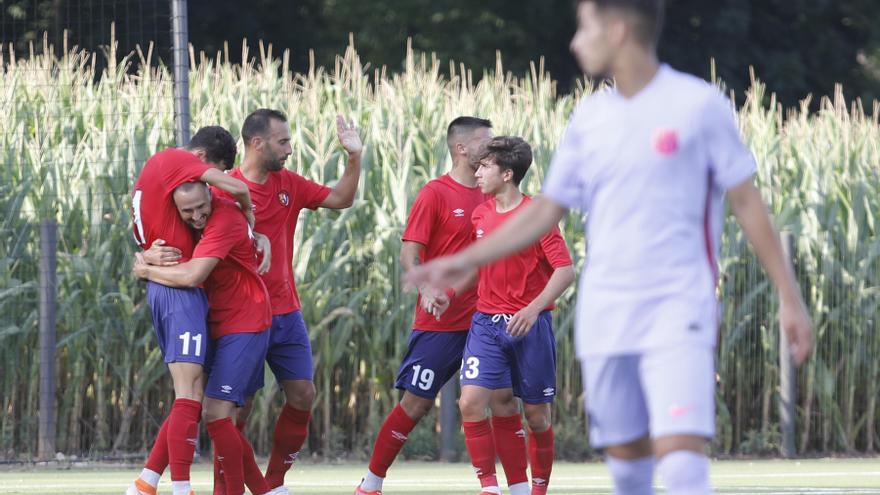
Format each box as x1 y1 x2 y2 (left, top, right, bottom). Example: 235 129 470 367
460 357 479 380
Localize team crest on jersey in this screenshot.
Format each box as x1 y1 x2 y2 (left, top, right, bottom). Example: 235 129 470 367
652 128 679 156
278 190 290 206
452 208 465 217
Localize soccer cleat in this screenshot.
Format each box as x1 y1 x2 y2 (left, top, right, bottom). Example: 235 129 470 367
125 479 158 495
353 484 382 495
267 488 291 495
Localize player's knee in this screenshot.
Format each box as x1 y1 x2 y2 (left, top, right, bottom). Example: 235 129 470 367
606 455 655 494
458 394 488 419
286 382 316 409
400 393 433 420
524 407 551 432
656 450 711 494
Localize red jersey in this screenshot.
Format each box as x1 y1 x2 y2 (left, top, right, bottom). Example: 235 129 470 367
219 168 331 315
472 195 572 315
402 174 489 331
131 148 211 261
193 197 272 338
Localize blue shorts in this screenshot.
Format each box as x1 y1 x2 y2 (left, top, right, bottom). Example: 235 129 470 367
146 281 210 365
460 311 557 404
395 330 469 399
205 330 270 407
252 310 314 392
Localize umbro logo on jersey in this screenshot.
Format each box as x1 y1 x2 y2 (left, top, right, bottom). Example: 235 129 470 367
452 208 465 217
476 229 484 238
220 385 233 394
652 128 679 156
515 429 527 438
186 437 198 446
543 387 555 396
278 190 290 206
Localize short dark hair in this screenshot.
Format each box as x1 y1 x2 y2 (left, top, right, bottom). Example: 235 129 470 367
581 0 665 45
241 108 288 145
188 126 237 170
446 116 492 145
479 136 533 186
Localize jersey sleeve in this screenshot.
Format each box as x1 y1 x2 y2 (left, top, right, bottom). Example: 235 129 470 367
290 171 332 211
538 225 573 268
702 92 758 191
161 151 212 191
542 102 589 210
401 186 438 245
192 205 245 260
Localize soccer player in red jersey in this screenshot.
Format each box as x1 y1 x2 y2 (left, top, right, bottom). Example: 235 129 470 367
455 136 574 495
355 117 504 495
134 182 281 495
210 108 363 494
127 127 255 495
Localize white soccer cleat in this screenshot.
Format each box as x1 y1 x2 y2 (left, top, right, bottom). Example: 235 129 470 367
267 487 291 495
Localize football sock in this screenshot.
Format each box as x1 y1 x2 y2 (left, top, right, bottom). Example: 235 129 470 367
207 418 245 495
528 427 555 493
491 414 528 486
463 419 499 491
265 404 311 488
167 398 201 482
366 404 418 479
606 455 655 495
656 450 712 495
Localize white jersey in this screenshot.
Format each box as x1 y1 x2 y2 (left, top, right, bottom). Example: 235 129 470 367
543 65 757 357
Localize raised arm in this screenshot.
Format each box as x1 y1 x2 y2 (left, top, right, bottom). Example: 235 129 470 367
200 168 255 227
727 180 813 365
319 115 363 209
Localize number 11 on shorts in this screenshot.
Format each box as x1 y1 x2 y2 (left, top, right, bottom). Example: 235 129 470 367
411 365 435 391
179 331 203 356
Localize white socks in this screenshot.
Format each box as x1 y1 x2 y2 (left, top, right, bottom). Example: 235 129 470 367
361 470 384 491
606 455 655 495
656 450 712 495
171 480 192 495
139 468 161 487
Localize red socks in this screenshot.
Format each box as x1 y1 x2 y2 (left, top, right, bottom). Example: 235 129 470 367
238 428 270 494
367 404 418 478
167 398 202 481
265 404 311 488
463 419 499 489
207 418 244 495
144 417 170 474
491 415 528 486
528 427 555 491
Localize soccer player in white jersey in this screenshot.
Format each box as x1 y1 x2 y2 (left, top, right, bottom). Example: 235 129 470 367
406 1 814 493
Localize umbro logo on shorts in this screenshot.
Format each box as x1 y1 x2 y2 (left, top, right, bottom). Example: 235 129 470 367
543 387 555 396
220 385 233 394
452 208 465 217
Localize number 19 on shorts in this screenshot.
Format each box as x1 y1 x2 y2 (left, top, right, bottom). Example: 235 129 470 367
410 365 435 391
179 331 203 357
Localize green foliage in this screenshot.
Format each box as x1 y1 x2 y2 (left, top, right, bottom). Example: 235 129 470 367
1 38 878 459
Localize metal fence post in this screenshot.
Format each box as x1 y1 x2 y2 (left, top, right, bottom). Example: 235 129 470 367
779 231 797 458
439 376 459 461
38 220 58 461
170 0 190 146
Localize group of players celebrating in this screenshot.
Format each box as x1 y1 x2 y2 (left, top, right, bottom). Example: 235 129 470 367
128 1 814 494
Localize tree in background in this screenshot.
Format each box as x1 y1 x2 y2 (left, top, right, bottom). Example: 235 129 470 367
3 0 880 106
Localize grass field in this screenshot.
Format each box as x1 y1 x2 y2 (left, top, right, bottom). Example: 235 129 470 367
1 459 879 494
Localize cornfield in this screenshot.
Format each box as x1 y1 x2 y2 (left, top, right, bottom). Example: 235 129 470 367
0 38 877 461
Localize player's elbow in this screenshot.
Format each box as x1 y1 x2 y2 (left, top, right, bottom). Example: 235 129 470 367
558 265 576 287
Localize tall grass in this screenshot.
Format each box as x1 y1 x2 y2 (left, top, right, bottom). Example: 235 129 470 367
1 38 877 459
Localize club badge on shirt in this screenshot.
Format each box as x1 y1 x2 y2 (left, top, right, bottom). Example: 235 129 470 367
652 128 679 156
278 191 290 206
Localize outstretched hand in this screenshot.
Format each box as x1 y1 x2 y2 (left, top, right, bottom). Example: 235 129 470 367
336 115 363 155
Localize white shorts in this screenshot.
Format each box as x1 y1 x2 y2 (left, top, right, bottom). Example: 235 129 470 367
581 345 716 449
